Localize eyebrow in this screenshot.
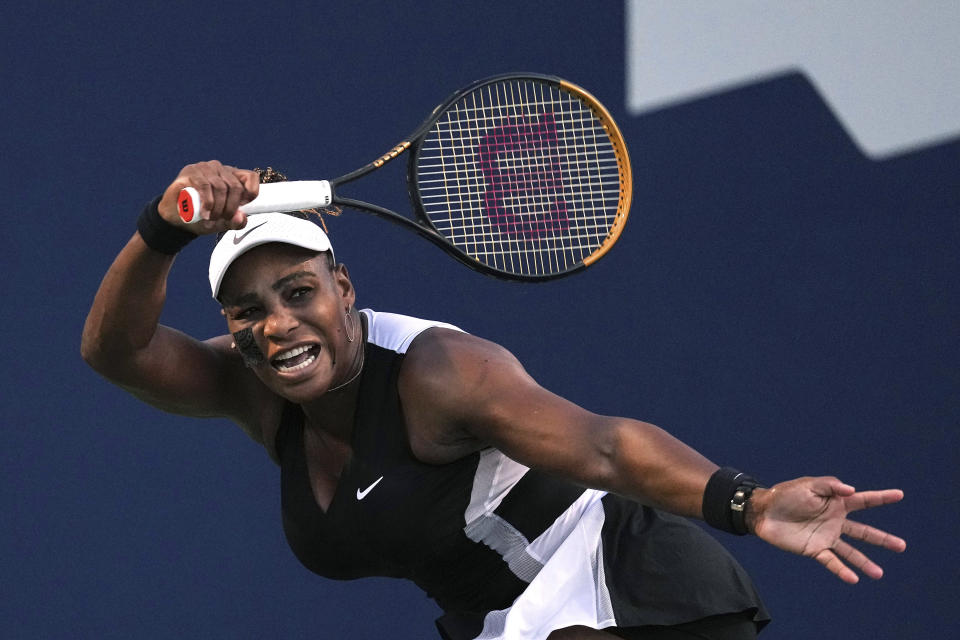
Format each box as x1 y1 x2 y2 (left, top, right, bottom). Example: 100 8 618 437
271 270 318 292
223 270 320 306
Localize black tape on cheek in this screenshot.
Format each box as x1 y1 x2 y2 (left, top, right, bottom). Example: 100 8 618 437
233 328 265 367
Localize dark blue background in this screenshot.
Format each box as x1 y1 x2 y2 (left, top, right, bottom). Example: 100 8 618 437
2 2 956 638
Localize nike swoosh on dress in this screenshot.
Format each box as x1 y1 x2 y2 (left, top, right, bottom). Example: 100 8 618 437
356 476 384 500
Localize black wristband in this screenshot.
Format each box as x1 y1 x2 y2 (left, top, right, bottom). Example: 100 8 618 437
702 467 763 535
136 195 196 255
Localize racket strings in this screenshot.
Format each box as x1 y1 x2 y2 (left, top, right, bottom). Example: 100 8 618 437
416 79 626 277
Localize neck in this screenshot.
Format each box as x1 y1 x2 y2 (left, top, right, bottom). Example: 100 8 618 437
327 340 364 393
300 310 366 442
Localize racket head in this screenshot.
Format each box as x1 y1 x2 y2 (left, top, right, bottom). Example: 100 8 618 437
406 73 633 281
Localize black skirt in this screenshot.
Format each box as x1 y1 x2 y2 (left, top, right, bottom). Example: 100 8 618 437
436 493 769 639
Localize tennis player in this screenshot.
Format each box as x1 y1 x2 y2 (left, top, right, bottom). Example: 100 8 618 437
82 161 906 640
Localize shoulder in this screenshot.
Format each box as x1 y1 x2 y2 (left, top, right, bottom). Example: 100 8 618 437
402 326 522 384
362 308 462 354
360 310 526 462
362 307 502 424
398 326 532 440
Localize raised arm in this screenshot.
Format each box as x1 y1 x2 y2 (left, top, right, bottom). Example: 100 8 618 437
399 329 905 582
81 161 270 437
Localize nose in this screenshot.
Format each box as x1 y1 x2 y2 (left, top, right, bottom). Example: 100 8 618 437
263 305 299 339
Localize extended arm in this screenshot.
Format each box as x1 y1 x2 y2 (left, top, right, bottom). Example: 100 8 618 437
400 329 905 582
400 329 718 518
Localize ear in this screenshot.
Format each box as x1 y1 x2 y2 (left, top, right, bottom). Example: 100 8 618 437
332 262 356 308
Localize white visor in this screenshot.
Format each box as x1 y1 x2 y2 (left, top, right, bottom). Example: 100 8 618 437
208 212 335 298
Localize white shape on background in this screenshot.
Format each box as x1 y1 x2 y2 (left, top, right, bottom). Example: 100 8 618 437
625 0 960 159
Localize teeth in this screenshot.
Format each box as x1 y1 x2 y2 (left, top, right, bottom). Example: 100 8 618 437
272 344 319 373
276 353 317 372
275 345 312 361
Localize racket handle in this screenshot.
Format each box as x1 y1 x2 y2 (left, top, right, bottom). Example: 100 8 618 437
176 181 333 223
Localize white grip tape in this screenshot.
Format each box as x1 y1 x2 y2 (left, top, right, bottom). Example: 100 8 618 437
239 181 333 214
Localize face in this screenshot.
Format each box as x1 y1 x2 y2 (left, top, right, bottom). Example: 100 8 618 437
218 243 356 403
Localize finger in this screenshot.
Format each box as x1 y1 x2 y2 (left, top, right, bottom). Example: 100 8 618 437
187 176 214 222
813 548 859 584
833 540 884 580
842 519 907 552
197 217 241 235
206 162 232 221
220 170 247 220
810 476 856 498
184 160 225 221
227 208 248 230
843 489 904 513
195 219 219 234
234 169 261 205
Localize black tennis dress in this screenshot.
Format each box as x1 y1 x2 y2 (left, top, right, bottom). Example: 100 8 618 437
277 310 769 639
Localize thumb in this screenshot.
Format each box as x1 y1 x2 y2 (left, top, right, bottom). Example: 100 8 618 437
228 209 248 230
812 476 856 497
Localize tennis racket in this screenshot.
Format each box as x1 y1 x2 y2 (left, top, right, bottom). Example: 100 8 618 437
179 73 633 281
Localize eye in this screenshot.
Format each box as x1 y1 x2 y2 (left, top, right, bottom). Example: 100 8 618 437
290 286 313 300
231 306 259 321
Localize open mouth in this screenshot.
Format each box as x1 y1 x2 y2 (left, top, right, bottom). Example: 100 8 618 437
271 344 322 372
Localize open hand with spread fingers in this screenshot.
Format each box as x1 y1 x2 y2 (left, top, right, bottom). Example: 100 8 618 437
748 476 906 584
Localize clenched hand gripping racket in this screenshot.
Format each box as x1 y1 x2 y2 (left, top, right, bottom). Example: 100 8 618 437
179 73 633 281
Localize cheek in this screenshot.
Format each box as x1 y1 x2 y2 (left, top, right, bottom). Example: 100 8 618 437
311 304 347 336
233 327 266 367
